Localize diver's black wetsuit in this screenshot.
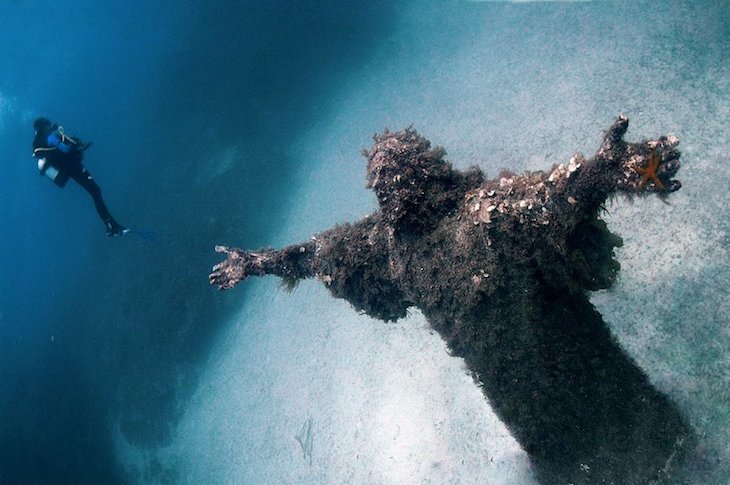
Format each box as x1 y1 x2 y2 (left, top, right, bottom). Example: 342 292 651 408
32 119 125 235
61 157 115 224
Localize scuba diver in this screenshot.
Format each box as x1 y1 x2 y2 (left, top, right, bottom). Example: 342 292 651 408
32 117 128 237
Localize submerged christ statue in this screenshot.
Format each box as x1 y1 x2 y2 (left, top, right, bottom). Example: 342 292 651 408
210 116 694 483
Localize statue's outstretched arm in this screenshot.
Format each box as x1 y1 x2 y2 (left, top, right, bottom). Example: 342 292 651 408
209 241 316 290
210 217 412 320
560 116 681 210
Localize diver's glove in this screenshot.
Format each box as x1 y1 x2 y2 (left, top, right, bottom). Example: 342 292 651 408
58 126 92 152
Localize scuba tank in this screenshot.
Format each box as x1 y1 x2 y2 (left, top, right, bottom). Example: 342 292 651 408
37 157 70 187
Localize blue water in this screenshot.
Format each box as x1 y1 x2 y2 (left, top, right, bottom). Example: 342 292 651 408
1 1 728 483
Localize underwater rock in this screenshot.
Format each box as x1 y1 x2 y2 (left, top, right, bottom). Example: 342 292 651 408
210 116 694 483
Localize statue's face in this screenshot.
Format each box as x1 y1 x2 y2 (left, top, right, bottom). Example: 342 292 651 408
366 138 402 191
365 130 453 226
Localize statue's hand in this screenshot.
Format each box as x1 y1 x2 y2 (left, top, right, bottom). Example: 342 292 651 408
210 245 263 290
597 116 682 195
621 135 682 194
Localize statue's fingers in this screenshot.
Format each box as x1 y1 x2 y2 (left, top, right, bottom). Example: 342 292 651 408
656 135 680 149
661 148 681 160
605 115 629 143
648 136 679 154
209 272 223 287
650 179 682 195
215 245 248 264
211 261 227 273
209 271 233 290
659 157 681 179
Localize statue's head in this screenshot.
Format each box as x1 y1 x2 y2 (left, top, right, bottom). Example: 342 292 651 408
365 128 456 233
